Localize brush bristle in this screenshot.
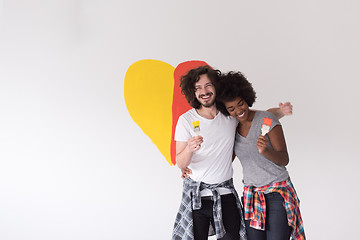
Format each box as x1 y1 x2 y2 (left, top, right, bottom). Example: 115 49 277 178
192 121 199 128
262 118 272 126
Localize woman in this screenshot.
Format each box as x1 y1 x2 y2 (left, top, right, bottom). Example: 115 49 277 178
216 71 305 240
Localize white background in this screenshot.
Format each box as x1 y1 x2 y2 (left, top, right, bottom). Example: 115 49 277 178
1 1 359 239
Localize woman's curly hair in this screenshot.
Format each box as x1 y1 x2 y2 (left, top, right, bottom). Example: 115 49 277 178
216 71 257 116
180 65 221 109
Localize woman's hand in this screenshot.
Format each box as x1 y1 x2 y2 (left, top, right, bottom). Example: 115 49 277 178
256 135 269 154
258 125 289 166
181 167 192 179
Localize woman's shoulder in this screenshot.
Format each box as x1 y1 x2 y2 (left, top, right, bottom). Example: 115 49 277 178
255 110 277 120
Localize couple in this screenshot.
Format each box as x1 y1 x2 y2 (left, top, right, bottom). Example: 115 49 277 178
172 66 305 240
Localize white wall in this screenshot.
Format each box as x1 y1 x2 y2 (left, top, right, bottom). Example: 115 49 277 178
1 1 359 239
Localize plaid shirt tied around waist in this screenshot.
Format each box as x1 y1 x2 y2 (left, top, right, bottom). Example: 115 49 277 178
243 178 305 240
172 177 247 240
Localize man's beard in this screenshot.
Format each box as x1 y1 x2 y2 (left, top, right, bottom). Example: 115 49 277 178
201 99 215 108
198 93 215 108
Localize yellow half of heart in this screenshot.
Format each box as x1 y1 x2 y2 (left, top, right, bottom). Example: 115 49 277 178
124 59 175 165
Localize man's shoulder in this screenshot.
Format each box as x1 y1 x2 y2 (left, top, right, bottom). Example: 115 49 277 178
175 109 195 129
174 109 195 140
217 111 237 123
178 108 196 119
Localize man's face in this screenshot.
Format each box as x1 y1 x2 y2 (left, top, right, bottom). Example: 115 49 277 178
194 74 216 108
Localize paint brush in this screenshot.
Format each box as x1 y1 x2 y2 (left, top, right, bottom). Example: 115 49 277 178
261 118 273 136
192 121 201 136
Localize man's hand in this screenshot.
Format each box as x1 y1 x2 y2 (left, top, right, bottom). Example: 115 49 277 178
181 167 192 179
279 102 293 116
187 136 203 152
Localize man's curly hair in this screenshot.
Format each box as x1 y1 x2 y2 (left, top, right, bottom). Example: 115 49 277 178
216 71 257 116
180 65 221 109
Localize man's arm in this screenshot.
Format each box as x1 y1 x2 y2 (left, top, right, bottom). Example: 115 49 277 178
267 102 293 119
176 136 203 170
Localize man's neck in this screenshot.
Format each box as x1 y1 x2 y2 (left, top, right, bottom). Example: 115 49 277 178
195 105 218 119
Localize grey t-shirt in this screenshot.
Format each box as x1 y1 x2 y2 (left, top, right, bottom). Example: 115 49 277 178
234 111 289 187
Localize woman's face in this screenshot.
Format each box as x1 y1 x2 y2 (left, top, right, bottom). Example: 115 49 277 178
224 97 250 122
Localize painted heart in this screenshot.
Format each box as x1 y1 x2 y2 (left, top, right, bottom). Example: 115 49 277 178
124 59 209 165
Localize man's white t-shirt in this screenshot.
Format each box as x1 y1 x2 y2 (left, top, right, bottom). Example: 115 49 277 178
174 108 238 196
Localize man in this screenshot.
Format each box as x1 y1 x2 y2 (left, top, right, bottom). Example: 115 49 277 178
172 66 291 240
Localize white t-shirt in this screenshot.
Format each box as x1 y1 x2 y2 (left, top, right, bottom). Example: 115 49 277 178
174 108 238 196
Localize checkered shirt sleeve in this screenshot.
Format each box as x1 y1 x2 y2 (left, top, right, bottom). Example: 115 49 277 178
172 178 247 240
243 178 306 240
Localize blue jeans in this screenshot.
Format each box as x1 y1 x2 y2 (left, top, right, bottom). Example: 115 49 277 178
243 192 292 240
